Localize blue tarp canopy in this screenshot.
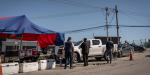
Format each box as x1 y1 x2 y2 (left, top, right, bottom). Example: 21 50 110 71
0 15 65 48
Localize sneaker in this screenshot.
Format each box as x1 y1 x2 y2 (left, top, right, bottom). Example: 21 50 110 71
64 67 66 69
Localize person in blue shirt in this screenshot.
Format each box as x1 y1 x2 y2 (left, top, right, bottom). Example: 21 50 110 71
64 37 74 69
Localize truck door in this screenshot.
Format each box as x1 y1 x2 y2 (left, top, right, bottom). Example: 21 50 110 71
90 40 102 56
87 40 93 56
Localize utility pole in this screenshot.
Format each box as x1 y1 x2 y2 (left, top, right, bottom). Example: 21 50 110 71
115 5 119 44
93 33 94 39
105 7 109 41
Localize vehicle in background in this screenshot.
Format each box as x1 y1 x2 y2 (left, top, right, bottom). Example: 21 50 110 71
72 39 118 63
117 44 134 58
129 44 146 52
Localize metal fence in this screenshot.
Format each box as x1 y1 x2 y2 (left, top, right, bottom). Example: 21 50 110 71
121 39 150 48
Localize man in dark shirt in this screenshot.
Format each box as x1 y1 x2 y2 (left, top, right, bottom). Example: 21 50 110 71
81 38 90 66
106 37 114 64
64 37 74 69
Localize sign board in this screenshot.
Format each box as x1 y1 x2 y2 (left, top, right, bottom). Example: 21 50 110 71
146 39 148 42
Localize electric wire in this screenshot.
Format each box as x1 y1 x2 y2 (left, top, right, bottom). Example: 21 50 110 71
49 0 114 9
63 25 105 34
52 22 106 31
63 24 150 34
109 11 115 25
28 9 103 20
119 11 148 25
118 10 150 17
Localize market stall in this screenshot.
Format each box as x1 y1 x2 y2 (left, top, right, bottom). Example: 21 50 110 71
0 15 65 74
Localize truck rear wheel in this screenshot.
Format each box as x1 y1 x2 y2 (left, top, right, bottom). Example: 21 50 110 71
73 53 78 63
104 51 108 61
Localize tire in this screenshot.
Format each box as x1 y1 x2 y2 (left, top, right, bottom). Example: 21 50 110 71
118 51 122 58
104 51 108 61
139 49 143 52
95 57 101 61
73 53 78 63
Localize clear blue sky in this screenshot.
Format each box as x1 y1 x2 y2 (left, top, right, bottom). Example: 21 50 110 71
0 0 150 43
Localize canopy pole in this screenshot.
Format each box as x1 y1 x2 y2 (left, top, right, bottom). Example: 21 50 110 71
19 34 23 64
37 41 38 51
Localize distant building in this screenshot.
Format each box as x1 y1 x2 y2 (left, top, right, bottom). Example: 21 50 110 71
94 36 121 44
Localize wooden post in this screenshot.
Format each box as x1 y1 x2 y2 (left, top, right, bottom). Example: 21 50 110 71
19 34 23 64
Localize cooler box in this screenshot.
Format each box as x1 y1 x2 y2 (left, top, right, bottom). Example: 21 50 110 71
11 50 18 56
47 59 56 69
25 49 32 56
47 51 51 54
18 50 25 57
2 62 19 75
32 48 38 55
19 62 38 73
38 60 47 70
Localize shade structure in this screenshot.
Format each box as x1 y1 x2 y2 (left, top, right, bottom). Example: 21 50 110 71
0 15 65 48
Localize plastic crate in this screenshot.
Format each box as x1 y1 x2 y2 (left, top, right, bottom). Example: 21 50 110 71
25 49 32 56
18 50 25 57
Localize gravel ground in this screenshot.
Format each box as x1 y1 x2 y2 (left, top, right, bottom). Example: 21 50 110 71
15 48 150 75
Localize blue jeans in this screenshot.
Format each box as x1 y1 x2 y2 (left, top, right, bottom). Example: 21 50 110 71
107 50 112 63
65 52 73 68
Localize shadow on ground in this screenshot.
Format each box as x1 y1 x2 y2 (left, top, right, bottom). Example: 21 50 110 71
145 55 150 57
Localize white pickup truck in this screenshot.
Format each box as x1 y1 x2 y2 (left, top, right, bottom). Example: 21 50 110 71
73 39 118 63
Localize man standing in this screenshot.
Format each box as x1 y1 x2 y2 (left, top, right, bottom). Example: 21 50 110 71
64 37 74 69
81 38 90 66
106 37 114 64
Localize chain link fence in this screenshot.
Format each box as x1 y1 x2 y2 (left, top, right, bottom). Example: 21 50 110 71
121 39 150 48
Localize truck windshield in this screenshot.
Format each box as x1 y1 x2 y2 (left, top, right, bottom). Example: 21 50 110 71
74 41 83 46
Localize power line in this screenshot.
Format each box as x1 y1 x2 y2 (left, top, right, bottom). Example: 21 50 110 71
63 25 105 34
119 11 148 25
62 24 150 34
109 11 115 25
52 22 106 31
119 10 150 15
109 25 150 27
28 9 103 20
49 0 114 9
118 10 150 17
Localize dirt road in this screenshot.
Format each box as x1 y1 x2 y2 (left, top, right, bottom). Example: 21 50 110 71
15 48 150 75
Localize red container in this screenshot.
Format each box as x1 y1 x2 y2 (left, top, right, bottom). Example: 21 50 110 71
32 48 38 55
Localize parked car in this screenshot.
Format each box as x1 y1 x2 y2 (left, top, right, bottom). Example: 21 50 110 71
117 44 134 58
129 44 146 52
72 39 118 63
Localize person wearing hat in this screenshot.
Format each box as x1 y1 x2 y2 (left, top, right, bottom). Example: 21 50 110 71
106 37 114 64
81 38 90 66
64 37 74 69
